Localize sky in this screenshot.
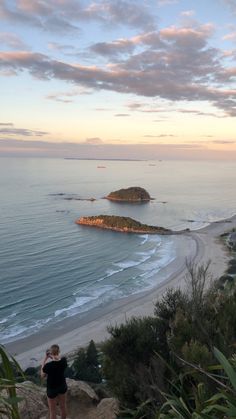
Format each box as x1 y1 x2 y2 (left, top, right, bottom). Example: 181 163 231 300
0 0 236 160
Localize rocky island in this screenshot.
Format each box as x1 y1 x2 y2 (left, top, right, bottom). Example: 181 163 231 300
105 186 151 202
76 215 172 234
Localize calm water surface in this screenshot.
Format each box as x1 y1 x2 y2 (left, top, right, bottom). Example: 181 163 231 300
0 158 235 343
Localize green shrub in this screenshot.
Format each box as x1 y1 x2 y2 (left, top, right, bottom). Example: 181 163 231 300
102 316 167 405
72 340 102 383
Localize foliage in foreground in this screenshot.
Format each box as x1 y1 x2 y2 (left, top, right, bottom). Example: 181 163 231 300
102 261 236 417
0 345 24 419
157 347 236 418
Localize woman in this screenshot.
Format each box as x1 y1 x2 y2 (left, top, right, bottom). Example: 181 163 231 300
41 344 67 419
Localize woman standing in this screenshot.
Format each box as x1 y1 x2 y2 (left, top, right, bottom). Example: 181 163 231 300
41 344 67 419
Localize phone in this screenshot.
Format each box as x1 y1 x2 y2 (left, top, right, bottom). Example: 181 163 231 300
46 349 51 356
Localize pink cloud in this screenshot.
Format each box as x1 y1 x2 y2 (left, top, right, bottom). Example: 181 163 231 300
0 31 28 49
223 32 236 41
0 16 236 117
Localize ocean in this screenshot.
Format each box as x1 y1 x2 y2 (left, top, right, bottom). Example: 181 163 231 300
0 158 235 344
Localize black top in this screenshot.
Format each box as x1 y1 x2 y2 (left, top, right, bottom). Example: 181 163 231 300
43 357 67 389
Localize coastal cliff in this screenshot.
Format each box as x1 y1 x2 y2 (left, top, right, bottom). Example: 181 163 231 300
105 186 151 202
76 215 172 234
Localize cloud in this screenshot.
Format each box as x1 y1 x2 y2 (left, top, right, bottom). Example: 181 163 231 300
0 0 80 33
0 126 49 137
89 31 165 59
47 42 76 53
223 31 236 41
1 138 236 160
100 1 155 30
46 95 73 103
0 19 236 116
223 0 236 14
127 103 224 118
181 10 195 17
143 134 176 137
158 0 179 5
177 108 225 118
46 87 91 103
0 31 28 49
114 113 130 117
0 122 14 126
90 39 135 57
212 139 236 144
84 137 103 144
0 0 155 34
127 102 144 110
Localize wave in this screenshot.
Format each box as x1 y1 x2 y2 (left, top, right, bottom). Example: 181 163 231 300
54 285 115 318
96 268 124 282
0 312 17 325
139 234 148 244
1 316 53 344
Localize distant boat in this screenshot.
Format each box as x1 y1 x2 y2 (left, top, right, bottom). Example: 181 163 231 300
97 165 106 168
148 164 156 166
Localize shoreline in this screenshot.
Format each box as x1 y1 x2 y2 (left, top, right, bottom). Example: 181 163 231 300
6 216 235 369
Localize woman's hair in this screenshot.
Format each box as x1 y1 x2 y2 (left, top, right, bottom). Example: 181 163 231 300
50 344 60 356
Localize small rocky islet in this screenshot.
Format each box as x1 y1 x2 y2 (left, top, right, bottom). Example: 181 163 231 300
76 215 173 235
76 187 174 234
105 186 152 202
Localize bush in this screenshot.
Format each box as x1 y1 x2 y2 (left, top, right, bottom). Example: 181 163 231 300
102 262 236 414
72 340 102 383
102 316 166 405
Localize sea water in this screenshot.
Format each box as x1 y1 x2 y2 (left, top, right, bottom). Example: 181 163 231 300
0 158 235 343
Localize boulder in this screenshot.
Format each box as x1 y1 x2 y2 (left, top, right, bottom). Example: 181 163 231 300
96 398 119 419
17 381 48 419
66 378 99 404
66 378 99 418
9 379 118 419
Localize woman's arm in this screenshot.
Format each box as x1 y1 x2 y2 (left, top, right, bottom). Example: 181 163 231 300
40 355 48 378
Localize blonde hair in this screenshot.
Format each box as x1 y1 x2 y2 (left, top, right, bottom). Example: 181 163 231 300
50 344 60 356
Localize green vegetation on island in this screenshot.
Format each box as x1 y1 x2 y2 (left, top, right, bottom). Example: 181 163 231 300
76 215 172 234
105 186 151 202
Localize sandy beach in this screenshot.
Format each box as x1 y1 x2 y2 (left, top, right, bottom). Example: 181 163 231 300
6 216 235 369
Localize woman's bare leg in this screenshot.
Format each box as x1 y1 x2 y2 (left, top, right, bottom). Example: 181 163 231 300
47 397 57 419
58 392 67 419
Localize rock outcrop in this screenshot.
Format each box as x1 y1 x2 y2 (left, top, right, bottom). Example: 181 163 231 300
13 379 118 419
76 215 172 235
228 232 236 251
106 186 151 202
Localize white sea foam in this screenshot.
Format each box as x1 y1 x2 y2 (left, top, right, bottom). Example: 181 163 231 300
96 267 123 281
140 234 148 244
1 316 53 344
55 285 115 318
0 312 17 324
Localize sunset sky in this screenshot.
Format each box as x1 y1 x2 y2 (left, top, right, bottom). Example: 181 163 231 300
0 0 236 159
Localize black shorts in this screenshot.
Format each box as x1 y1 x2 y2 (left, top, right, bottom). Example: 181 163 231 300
47 383 67 399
